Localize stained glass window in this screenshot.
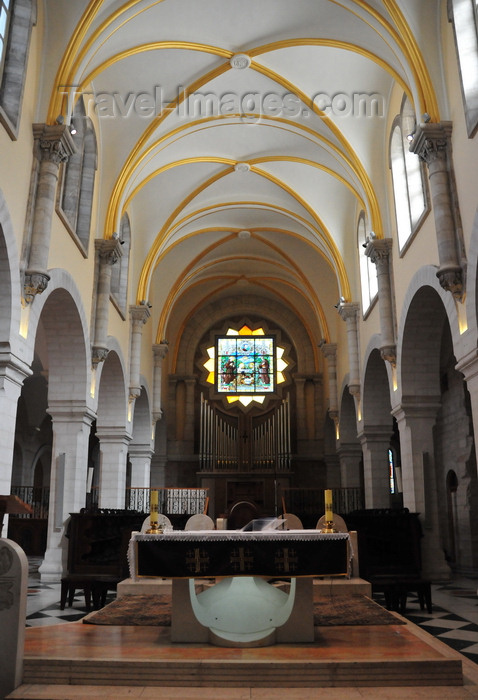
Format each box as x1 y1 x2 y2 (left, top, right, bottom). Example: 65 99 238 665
216 335 275 394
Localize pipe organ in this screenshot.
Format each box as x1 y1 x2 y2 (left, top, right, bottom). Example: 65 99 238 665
199 393 291 474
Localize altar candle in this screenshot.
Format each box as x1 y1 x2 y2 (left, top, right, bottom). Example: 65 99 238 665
150 488 159 523
324 489 333 522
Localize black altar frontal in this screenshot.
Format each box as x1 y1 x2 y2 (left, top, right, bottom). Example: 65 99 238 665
128 530 351 646
131 530 350 579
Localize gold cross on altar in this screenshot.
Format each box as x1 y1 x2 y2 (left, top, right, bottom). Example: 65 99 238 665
229 546 254 572
185 548 210 574
274 547 298 573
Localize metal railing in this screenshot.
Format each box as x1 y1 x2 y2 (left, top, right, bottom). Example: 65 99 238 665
11 485 209 517
10 486 49 519
126 487 209 515
281 487 364 519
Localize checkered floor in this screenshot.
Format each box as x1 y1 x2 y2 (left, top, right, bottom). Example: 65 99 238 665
373 583 478 665
25 558 478 664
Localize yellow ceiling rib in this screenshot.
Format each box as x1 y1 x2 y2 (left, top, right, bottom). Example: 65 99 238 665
380 0 439 121
331 0 439 121
249 38 409 97
74 42 232 96
48 1 166 123
47 0 101 123
122 157 235 211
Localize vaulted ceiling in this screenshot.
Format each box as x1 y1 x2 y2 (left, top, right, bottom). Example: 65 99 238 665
41 0 444 353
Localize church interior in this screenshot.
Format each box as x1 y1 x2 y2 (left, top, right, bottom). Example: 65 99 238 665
3 0 478 696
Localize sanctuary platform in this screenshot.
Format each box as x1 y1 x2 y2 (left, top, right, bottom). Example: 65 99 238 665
15 608 466 690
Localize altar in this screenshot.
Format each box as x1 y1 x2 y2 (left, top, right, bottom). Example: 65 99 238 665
128 529 351 646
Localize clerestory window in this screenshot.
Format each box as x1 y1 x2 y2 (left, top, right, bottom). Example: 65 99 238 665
448 0 478 137
357 211 378 315
389 96 428 253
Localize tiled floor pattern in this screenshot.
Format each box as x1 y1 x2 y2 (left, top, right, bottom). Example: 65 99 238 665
26 557 478 665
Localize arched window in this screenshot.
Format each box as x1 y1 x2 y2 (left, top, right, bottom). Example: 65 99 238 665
357 211 377 314
58 98 97 254
0 0 35 138
111 213 131 316
448 0 478 136
389 96 428 253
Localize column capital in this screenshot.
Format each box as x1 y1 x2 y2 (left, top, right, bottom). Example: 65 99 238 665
130 304 151 325
95 237 124 266
337 301 359 322
391 396 441 423
409 121 452 165
46 400 96 424
33 123 77 164
153 341 169 362
456 348 478 381
320 342 337 361
364 237 393 266
23 271 51 304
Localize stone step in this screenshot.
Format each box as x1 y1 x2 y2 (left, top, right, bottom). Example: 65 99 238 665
21 657 463 688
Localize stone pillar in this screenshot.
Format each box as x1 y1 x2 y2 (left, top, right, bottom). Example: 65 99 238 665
128 444 154 488
320 343 338 425
153 341 169 423
92 238 123 365
294 375 307 441
410 122 463 300
0 352 31 495
39 402 96 581
338 302 361 399
0 539 28 699
184 377 196 449
95 427 132 509
456 349 478 474
129 304 151 400
392 400 451 580
337 443 363 488
24 124 76 302
365 238 396 365
358 427 392 508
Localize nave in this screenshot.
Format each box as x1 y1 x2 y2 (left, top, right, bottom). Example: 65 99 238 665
12 556 478 699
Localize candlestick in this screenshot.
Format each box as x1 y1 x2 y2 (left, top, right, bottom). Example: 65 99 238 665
147 488 161 533
324 489 333 522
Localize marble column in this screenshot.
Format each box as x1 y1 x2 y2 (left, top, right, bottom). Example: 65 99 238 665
153 341 169 423
338 302 361 399
294 375 307 441
95 427 132 509
455 349 478 476
128 443 154 488
92 238 123 366
129 304 151 400
392 399 451 580
183 377 196 450
320 343 338 426
337 443 363 488
410 122 463 300
365 238 396 365
358 426 392 508
24 124 76 302
0 352 31 495
39 402 96 581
